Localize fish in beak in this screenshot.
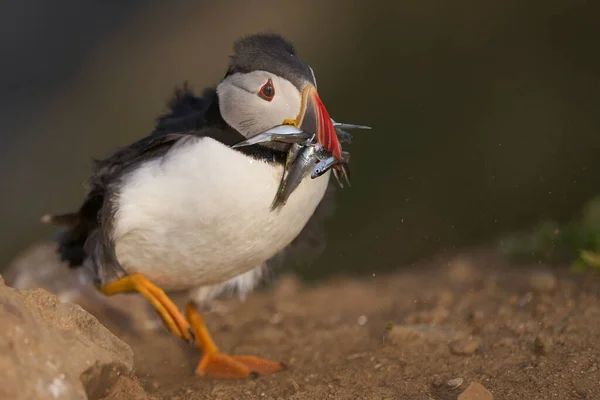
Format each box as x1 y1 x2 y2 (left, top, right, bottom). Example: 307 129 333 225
231 125 313 149
270 143 318 211
231 83 371 206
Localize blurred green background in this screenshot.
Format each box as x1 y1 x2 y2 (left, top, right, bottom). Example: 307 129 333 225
2 0 599 279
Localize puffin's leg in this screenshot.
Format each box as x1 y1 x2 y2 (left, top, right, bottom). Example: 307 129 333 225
186 303 286 379
99 274 193 342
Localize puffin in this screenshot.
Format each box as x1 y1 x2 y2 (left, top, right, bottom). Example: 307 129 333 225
42 33 358 379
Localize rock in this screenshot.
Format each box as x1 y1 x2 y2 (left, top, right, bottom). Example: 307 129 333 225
3 242 123 313
0 275 144 400
449 336 482 355
458 382 494 400
447 377 464 389
530 270 557 293
4 243 154 338
81 363 148 400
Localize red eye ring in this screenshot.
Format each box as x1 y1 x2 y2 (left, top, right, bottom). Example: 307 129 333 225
258 79 275 101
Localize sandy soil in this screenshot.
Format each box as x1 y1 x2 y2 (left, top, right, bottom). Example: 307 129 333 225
6 246 600 399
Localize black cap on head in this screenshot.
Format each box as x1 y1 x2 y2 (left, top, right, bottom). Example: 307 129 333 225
226 33 316 90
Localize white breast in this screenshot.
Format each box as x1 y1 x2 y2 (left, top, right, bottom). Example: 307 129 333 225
112 137 330 291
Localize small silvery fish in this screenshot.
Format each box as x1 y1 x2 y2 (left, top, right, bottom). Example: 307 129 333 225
271 144 318 211
331 119 372 144
311 155 338 178
232 125 313 148
311 146 351 187
331 119 372 130
234 119 370 210
233 120 370 148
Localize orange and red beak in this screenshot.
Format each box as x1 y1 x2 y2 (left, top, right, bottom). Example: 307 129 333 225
295 85 342 161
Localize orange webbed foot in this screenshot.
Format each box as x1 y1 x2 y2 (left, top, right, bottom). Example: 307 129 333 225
186 303 286 379
197 353 286 379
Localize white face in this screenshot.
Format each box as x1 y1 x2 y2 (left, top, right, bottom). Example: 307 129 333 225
216 71 303 138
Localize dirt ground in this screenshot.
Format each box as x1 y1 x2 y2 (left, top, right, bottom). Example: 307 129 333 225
5 245 600 399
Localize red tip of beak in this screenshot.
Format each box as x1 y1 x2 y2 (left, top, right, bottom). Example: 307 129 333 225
312 91 342 161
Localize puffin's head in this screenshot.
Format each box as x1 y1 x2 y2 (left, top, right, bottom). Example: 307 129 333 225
217 33 342 160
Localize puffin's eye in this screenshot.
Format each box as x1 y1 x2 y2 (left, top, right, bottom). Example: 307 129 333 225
258 79 275 101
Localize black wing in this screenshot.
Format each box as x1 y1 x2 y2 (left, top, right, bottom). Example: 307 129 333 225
44 84 222 267
91 84 225 187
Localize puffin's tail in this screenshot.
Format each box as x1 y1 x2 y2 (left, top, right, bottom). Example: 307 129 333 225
42 210 93 268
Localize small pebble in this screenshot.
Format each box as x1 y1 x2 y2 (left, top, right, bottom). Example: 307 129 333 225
519 292 533 306
513 323 526 336
534 334 552 355
458 382 494 400
346 352 368 360
431 375 444 387
447 377 464 389
530 270 557 293
270 313 283 325
449 336 482 355
357 315 368 326
493 337 515 348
